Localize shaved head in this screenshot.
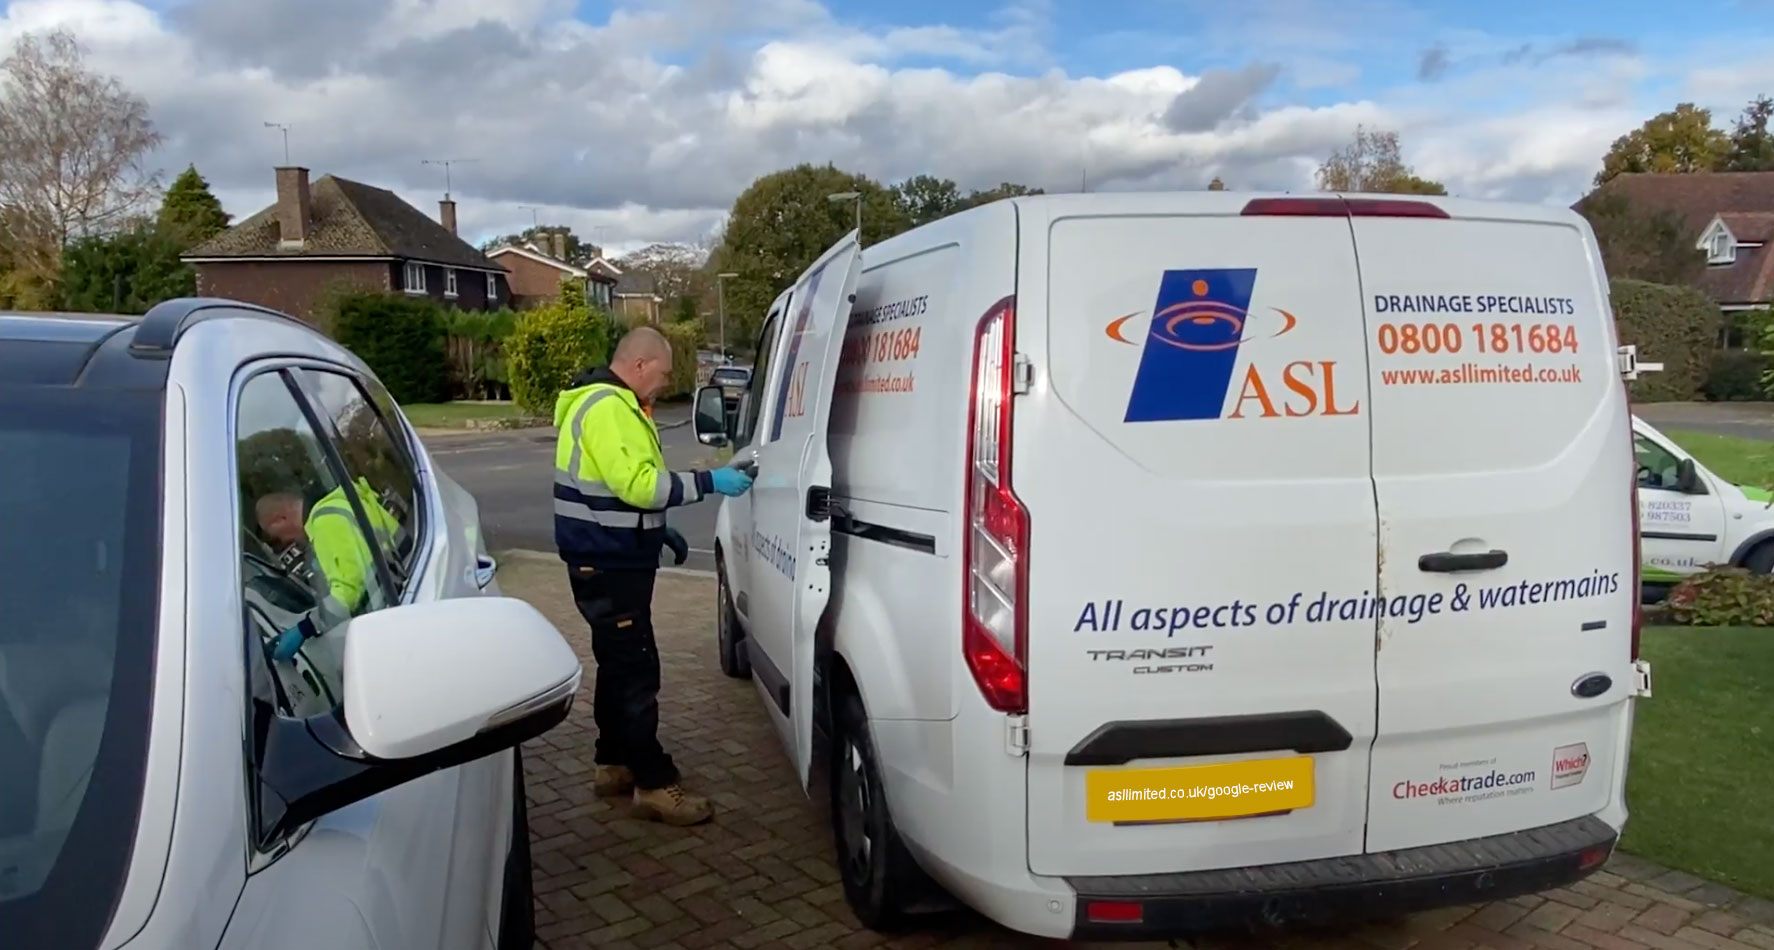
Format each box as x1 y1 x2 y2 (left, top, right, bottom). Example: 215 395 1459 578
610 325 674 401
613 326 671 363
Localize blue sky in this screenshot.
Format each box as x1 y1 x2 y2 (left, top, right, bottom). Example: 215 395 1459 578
6 0 1773 250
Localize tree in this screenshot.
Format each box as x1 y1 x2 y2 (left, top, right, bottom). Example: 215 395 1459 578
892 174 963 227
1595 103 1732 185
709 163 912 348
1207 177 1227 191
1724 95 1774 172
56 217 195 314
158 165 230 247
957 181 1045 210
1573 190 1706 286
1314 125 1447 194
0 28 163 290
616 242 707 303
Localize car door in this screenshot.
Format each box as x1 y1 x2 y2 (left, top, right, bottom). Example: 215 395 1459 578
1634 422 1728 580
739 232 863 788
227 361 497 950
724 294 790 629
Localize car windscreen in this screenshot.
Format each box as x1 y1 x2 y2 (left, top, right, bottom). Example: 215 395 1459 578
712 369 748 383
0 383 162 949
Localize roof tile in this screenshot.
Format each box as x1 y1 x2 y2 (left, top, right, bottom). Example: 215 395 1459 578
185 174 506 273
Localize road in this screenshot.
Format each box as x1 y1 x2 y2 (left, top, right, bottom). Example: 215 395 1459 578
423 404 724 575
1634 401 1774 442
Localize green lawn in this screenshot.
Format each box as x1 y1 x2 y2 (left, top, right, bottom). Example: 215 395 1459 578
1663 428 1774 487
1620 625 1774 898
399 401 527 429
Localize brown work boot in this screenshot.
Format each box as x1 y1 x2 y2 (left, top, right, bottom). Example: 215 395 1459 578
631 784 713 826
592 765 634 796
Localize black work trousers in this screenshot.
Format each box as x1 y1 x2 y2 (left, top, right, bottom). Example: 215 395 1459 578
567 563 679 790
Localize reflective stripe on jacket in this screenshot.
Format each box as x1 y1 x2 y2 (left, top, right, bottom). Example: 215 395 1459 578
306 476 399 616
552 367 714 568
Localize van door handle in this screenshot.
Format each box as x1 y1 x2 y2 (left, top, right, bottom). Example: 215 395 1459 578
473 555 497 588
1418 549 1508 573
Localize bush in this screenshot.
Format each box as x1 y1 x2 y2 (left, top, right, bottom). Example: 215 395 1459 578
1611 278 1720 403
1661 566 1774 626
661 320 705 399
444 308 518 400
325 290 451 404
506 301 613 416
1702 350 1771 401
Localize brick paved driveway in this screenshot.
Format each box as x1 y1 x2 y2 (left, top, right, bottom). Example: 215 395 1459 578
496 552 1774 950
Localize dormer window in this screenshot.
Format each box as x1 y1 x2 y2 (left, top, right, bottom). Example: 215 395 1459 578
1700 217 1738 265
1711 231 1734 263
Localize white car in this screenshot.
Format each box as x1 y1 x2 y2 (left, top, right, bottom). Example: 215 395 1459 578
0 299 582 950
1634 413 1774 592
694 191 1652 941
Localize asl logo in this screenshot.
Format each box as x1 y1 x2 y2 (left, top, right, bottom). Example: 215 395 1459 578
1107 268 1360 423
1551 742 1590 790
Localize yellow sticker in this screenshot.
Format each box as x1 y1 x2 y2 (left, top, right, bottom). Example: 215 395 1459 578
1084 756 1315 823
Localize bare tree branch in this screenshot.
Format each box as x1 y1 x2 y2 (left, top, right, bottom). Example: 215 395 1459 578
0 28 163 288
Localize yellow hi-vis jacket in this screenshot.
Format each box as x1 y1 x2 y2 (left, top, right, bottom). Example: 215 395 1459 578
305 476 399 616
552 367 714 569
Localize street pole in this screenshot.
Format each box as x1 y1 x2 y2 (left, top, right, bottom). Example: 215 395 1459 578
828 191 863 243
717 272 738 360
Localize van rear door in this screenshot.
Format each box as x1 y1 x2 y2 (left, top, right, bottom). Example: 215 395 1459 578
1016 194 1380 877
1343 199 1635 853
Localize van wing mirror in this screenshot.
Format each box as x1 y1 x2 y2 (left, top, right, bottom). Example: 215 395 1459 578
693 385 730 446
1676 457 1704 494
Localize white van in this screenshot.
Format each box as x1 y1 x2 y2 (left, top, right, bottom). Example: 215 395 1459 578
690 191 1655 941
1634 414 1774 593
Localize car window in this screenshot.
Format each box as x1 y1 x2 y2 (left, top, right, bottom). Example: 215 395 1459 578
0 383 160 948
235 370 396 718
291 369 423 596
739 310 783 448
1635 435 1683 490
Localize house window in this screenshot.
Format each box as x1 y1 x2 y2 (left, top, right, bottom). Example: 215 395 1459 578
487 273 498 302
1708 229 1735 264
444 268 458 298
403 261 425 293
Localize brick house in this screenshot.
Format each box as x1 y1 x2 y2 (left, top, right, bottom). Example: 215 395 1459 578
614 271 665 324
484 235 619 310
1581 171 1774 347
182 166 512 323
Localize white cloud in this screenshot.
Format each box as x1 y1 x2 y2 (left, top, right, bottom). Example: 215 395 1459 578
2 0 1770 251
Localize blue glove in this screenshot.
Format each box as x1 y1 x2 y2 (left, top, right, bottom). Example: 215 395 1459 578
271 625 307 662
710 467 753 497
662 526 688 565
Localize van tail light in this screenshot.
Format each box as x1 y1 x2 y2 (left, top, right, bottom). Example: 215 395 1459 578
963 295 1028 714
1240 197 1451 219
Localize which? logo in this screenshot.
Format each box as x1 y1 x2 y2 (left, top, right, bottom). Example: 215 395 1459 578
1552 742 1590 789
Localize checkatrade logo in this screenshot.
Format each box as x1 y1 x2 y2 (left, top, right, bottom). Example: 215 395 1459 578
1106 268 1359 423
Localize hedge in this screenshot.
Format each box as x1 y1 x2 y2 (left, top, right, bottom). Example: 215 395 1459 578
661 320 705 399
1702 350 1770 402
1610 278 1718 402
505 301 614 416
323 290 451 404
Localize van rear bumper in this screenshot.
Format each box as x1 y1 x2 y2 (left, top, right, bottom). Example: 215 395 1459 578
1064 814 1617 940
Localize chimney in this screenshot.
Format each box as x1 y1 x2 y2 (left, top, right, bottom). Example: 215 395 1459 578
552 231 566 261
274 166 312 246
439 198 457 236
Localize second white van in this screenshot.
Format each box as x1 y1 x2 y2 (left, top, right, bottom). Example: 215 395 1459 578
690 190 1653 941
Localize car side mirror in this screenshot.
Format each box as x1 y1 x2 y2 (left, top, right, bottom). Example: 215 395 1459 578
693 385 729 446
251 596 581 848
1676 457 1704 494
